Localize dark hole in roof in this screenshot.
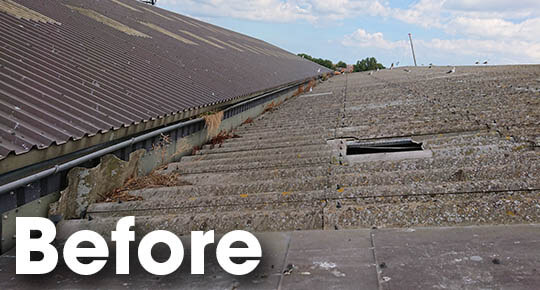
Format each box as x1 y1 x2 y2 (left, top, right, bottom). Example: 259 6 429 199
347 139 423 155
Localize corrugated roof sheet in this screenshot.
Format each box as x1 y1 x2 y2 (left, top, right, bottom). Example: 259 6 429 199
0 0 331 160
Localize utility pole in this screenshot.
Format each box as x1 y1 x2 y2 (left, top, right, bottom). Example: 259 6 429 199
408 33 417 67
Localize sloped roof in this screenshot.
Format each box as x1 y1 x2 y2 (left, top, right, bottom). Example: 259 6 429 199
0 0 330 161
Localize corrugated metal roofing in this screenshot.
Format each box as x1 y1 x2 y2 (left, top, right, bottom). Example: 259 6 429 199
0 0 331 160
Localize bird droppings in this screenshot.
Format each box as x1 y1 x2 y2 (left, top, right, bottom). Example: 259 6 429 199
313 261 337 270
331 269 346 277
470 256 483 262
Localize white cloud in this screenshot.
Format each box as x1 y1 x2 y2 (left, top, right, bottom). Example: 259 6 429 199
391 0 446 28
158 0 390 23
342 27 540 63
358 0 540 63
446 16 540 42
342 29 408 50
309 0 389 19
158 0 540 63
419 38 540 62
158 0 318 23
443 0 540 15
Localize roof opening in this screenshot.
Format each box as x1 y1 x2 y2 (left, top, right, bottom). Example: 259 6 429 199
346 139 423 155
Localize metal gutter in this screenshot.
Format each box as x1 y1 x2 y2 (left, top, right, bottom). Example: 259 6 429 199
0 79 306 196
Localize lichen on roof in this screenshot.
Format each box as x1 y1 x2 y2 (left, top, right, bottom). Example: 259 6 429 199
207 36 244 52
139 21 198 45
179 30 225 49
139 5 174 21
64 4 150 38
0 0 61 24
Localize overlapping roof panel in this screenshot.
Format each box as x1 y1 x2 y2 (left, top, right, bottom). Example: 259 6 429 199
0 0 330 160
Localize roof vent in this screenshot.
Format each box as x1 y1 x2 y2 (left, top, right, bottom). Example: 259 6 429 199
346 139 423 155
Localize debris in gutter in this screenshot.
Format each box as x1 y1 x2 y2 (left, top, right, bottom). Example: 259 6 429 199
102 171 192 203
242 117 254 125
208 131 241 147
263 99 284 113
202 111 224 139
192 145 201 155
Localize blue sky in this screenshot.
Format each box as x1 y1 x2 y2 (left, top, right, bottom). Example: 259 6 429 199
157 0 540 67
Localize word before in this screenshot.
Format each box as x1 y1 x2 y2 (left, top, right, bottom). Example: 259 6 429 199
16 217 262 276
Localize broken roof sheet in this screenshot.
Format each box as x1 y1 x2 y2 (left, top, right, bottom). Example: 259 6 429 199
0 0 331 160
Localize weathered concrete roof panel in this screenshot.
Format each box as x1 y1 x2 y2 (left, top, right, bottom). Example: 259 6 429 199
56 65 540 234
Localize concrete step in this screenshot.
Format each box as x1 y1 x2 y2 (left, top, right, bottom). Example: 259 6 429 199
333 163 539 188
189 143 331 160
58 205 324 241
197 139 329 156
175 155 331 174
344 100 536 119
329 178 540 199
336 150 539 174
211 133 329 148
129 176 329 199
178 165 330 185
87 191 326 218
91 178 538 219
178 149 331 168
232 128 331 140
337 121 486 139
429 142 534 158
324 190 540 229
236 122 336 133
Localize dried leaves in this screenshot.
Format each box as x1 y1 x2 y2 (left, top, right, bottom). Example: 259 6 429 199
208 131 240 147
102 172 191 203
203 111 224 138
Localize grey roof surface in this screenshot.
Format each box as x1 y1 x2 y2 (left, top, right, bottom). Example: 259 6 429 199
59 65 540 235
2 225 540 289
0 0 330 160
29 65 540 289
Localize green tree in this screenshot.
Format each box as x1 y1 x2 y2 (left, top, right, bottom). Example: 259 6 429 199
336 61 347 68
298 53 335 70
353 57 385 72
